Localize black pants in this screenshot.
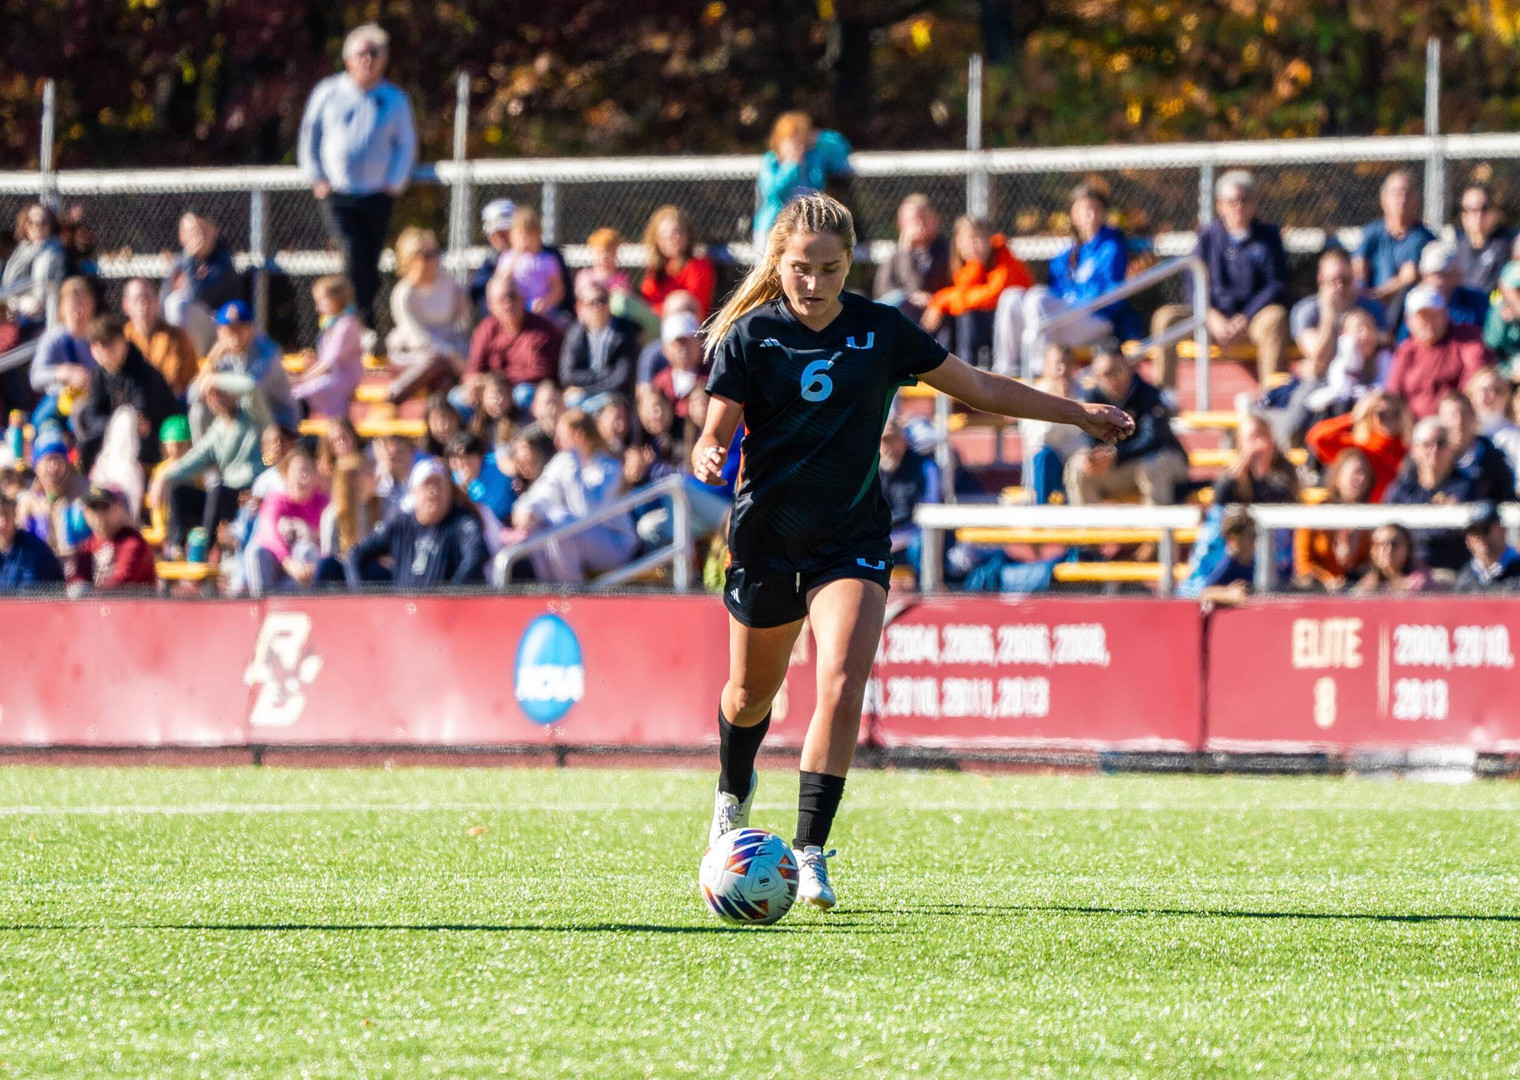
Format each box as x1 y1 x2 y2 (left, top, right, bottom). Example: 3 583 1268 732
321 192 394 327
167 482 244 550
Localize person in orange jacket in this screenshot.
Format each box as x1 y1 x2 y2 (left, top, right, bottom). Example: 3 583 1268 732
1304 388 1411 502
922 217 1032 368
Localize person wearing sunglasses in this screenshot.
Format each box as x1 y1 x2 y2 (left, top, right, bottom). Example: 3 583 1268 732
559 280 640 402
1453 183 1514 295
1384 415 1483 572
297 23 417 328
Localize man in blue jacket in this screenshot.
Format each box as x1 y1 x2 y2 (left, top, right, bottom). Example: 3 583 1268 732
1065 343 1189 505
1152 170 1289 388
0 493 64 591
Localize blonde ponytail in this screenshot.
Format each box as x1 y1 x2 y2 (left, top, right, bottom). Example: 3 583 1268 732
704 192 856 357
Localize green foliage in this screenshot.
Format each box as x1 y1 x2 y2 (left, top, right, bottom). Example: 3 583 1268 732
2 767 1520 1076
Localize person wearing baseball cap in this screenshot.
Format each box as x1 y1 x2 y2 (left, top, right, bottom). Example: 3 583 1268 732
467 199 518 315
1456 503 1520 590
341 455 488 588
1386 281 1493 418
1415 239 1489 334
190 299 297 440
649 311 705 419
15 425 89 557
71 485 157 593
467 198 574 320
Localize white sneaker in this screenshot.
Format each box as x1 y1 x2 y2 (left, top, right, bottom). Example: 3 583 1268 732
795 846 837 910
707 771 757 848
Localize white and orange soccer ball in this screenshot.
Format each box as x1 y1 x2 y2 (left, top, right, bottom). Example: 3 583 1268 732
699 828 799 925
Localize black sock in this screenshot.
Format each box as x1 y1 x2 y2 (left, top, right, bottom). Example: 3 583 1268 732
794 771 847 850
717 708 769 798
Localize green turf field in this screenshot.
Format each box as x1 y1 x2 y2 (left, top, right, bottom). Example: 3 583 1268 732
3 767 1520 1078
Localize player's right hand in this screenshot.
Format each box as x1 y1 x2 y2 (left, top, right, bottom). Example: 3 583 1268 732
691 437 728 486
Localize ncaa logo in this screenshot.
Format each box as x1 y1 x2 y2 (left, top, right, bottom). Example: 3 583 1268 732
514 614 585 725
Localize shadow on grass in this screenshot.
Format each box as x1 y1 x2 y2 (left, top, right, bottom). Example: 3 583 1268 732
0 920 891 935
846 902 1520 924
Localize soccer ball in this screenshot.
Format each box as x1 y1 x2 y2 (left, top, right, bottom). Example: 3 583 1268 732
699 828 799 925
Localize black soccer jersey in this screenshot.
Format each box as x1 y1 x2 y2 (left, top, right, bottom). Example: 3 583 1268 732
707 291 948 572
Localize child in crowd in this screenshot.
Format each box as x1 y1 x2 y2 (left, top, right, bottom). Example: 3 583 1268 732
467 373 514 442
291 275 364 419
245 445 328 595
499 209 566 317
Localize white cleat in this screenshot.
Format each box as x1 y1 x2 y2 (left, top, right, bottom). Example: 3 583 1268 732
707 771 757 848
795 846 838 910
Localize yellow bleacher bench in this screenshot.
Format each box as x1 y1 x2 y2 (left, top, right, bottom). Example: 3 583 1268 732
354 383 393 405
947 413 1011 433
1052 561 1190 584
1177 410 1241 431
299 417 426 439
1189 446 1308 469
957 527 1199 547
1175 339 1260 363
155 561 221 583
895 382 940 400
284 353 388 376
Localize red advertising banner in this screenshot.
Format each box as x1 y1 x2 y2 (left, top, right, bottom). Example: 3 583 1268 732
0 595 735 748
1207 598 1520 753
865 598 1204 751
0 598 261 747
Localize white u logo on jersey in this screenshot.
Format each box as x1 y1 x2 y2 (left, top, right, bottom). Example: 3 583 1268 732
846 333 874 350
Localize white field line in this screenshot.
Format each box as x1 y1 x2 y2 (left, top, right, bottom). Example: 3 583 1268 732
0 800 1519 816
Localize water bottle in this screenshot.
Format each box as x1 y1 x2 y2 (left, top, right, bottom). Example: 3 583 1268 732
186 528 210 564
6 411 22 462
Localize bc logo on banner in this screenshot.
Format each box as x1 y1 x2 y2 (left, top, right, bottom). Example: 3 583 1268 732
514 614 585 725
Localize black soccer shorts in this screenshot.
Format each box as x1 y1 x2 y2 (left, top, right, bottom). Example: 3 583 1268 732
723 552 894 628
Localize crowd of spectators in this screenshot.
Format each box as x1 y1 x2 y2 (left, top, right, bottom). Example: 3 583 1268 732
0 28 1517 601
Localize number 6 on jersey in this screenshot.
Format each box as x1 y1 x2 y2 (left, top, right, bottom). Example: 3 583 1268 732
800 358 834 402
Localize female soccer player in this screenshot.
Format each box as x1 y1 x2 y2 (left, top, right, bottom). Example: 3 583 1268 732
694 193 1133 909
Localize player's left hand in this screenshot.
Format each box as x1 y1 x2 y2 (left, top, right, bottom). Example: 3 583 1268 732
1077 403 1134 445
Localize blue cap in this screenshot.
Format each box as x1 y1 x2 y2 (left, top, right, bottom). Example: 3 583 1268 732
216 300 252 326
32 430 68 461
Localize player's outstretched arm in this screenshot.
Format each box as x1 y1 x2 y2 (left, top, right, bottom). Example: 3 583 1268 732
919 354 1135 445
692 393 744 485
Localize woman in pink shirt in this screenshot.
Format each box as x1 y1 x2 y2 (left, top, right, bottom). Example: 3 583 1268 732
246 446 329 596
291 275 364 418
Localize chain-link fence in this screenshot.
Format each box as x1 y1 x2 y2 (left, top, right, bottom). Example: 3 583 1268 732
5 133 1520 348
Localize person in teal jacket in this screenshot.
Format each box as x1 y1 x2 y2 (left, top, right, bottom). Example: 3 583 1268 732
753 112 852 245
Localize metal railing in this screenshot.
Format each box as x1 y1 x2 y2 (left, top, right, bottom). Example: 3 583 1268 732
0 339 37 376
491 473 695 591
1026 254 1212 405
915 503 1204 596
1250 503 1520 591
914 501 1520 597
12 127 1520 345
